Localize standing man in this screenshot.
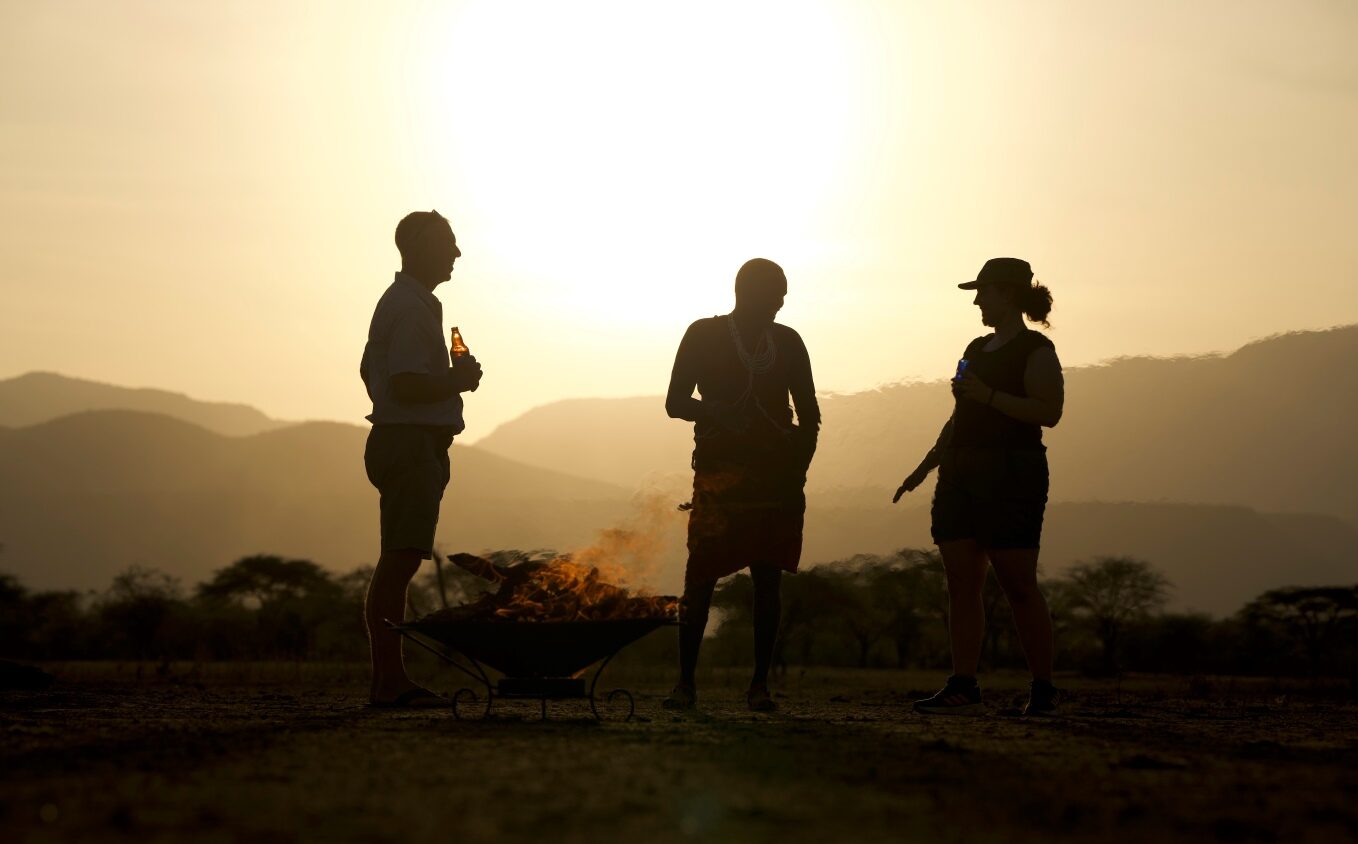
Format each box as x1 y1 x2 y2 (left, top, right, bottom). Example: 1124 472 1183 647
360 210 483 707
664 258 820 712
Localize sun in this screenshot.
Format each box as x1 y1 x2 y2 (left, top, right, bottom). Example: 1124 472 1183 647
403 0 861 327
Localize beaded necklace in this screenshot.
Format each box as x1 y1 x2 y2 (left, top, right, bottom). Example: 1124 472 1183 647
725 314 793 436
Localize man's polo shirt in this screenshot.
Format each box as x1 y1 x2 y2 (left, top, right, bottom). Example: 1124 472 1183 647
360 272 465 431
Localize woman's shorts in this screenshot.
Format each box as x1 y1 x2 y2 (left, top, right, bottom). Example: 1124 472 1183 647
364 424 455 559
930 447 1049 550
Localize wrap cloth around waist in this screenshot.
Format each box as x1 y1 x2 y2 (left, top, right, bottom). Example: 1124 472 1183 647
685 451 807 584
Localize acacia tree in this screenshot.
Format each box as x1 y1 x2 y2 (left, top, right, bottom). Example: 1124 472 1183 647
0 573 27 651
713 568 843 672
99 566 187 660
863 550 945 669
1241 586 1358 675
197 555 341 658
815 559 901 668
1058 556 1170 674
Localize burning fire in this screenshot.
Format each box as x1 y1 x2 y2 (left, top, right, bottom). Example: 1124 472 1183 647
422 552 679 623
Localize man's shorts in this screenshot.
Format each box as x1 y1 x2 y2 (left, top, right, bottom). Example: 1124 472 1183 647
364 424 455 559
930 447 1049 550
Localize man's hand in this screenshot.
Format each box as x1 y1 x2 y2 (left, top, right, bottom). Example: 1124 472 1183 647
892 468 929 503
451 355 483 393
951 370 994 405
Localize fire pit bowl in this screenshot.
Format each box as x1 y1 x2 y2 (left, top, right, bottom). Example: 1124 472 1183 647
391 617 677 721
401 617 674 678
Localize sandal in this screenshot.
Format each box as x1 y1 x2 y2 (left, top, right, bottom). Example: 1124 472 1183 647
746 684 777 713
662 684 697 710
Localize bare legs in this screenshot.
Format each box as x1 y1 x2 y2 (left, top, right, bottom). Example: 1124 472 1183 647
938 540 988 677
676 564 783 694
989 547 1053 683
365 549 423 702
676 577 715 691
749 564 782 689
938 540 1052 682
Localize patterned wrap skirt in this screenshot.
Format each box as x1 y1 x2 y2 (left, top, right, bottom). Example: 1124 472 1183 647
685 450 807 585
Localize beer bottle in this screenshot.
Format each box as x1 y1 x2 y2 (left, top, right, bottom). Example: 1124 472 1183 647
450 326 469 360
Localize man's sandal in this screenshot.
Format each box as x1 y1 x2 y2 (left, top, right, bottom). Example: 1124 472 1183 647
747 684 777 713
662 684 697 710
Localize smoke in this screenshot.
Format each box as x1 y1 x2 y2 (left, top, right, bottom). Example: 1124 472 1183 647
569 478 689 592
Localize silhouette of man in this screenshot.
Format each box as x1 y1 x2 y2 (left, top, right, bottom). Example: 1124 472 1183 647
664 258 820 712
359 210 482 707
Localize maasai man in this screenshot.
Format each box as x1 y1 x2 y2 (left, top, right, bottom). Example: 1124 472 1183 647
663 258 820 712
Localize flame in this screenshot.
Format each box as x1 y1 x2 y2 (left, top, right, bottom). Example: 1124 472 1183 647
423 491 685 624
430 552 678 623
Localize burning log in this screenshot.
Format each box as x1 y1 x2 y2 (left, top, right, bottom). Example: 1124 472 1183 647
418 553 679 624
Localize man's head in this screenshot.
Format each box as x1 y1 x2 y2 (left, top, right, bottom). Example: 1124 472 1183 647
733 258 787 324
395 210 460 287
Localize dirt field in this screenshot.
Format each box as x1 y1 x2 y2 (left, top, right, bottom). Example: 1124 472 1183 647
2 662 1356 844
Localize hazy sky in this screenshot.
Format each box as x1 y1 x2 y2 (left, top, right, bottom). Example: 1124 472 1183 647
3 0 1356 441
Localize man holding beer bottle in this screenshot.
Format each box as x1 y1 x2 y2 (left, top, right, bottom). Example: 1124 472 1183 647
359 209 482 708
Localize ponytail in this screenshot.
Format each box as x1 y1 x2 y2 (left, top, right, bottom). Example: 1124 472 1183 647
1022 282 1053 328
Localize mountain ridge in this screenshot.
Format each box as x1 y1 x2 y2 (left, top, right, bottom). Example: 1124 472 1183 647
473 325 1358 525
2 325 1354 611
0 408 1352 613
0 371 289 438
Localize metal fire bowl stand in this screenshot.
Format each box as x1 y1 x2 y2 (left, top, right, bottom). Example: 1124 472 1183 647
389 617 677 721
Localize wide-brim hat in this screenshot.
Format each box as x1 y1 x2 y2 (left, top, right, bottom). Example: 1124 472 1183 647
959 257 1033 290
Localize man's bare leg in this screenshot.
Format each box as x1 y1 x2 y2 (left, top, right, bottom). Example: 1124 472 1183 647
365 548 423 702
749 564 782 689
676 576 717 691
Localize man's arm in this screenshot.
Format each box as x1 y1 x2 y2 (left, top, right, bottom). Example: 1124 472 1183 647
787 332 820 469
384 309 483 403
665 322 708 422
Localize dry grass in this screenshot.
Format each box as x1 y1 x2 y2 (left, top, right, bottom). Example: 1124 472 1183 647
2 662 1355 843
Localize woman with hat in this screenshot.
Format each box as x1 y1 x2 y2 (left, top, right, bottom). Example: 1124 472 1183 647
893 258 1064 715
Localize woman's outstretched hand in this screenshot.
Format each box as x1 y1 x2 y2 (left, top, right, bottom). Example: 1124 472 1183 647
892 469 929 503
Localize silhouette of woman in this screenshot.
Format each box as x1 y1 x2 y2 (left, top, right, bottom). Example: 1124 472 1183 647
893 258 1064 716
663 258 820 712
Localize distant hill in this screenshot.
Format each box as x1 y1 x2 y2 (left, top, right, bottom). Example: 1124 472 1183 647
476 396 689 490
475 325 1358 526
0 410 1352 613
0 411 633 592
0 372 288 437
5 326 1356 612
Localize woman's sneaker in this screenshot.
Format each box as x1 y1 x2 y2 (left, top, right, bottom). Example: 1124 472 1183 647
912 676 984 715
1023 680 1059 716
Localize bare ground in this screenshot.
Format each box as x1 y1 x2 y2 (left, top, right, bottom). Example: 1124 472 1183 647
2 663 1356 844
